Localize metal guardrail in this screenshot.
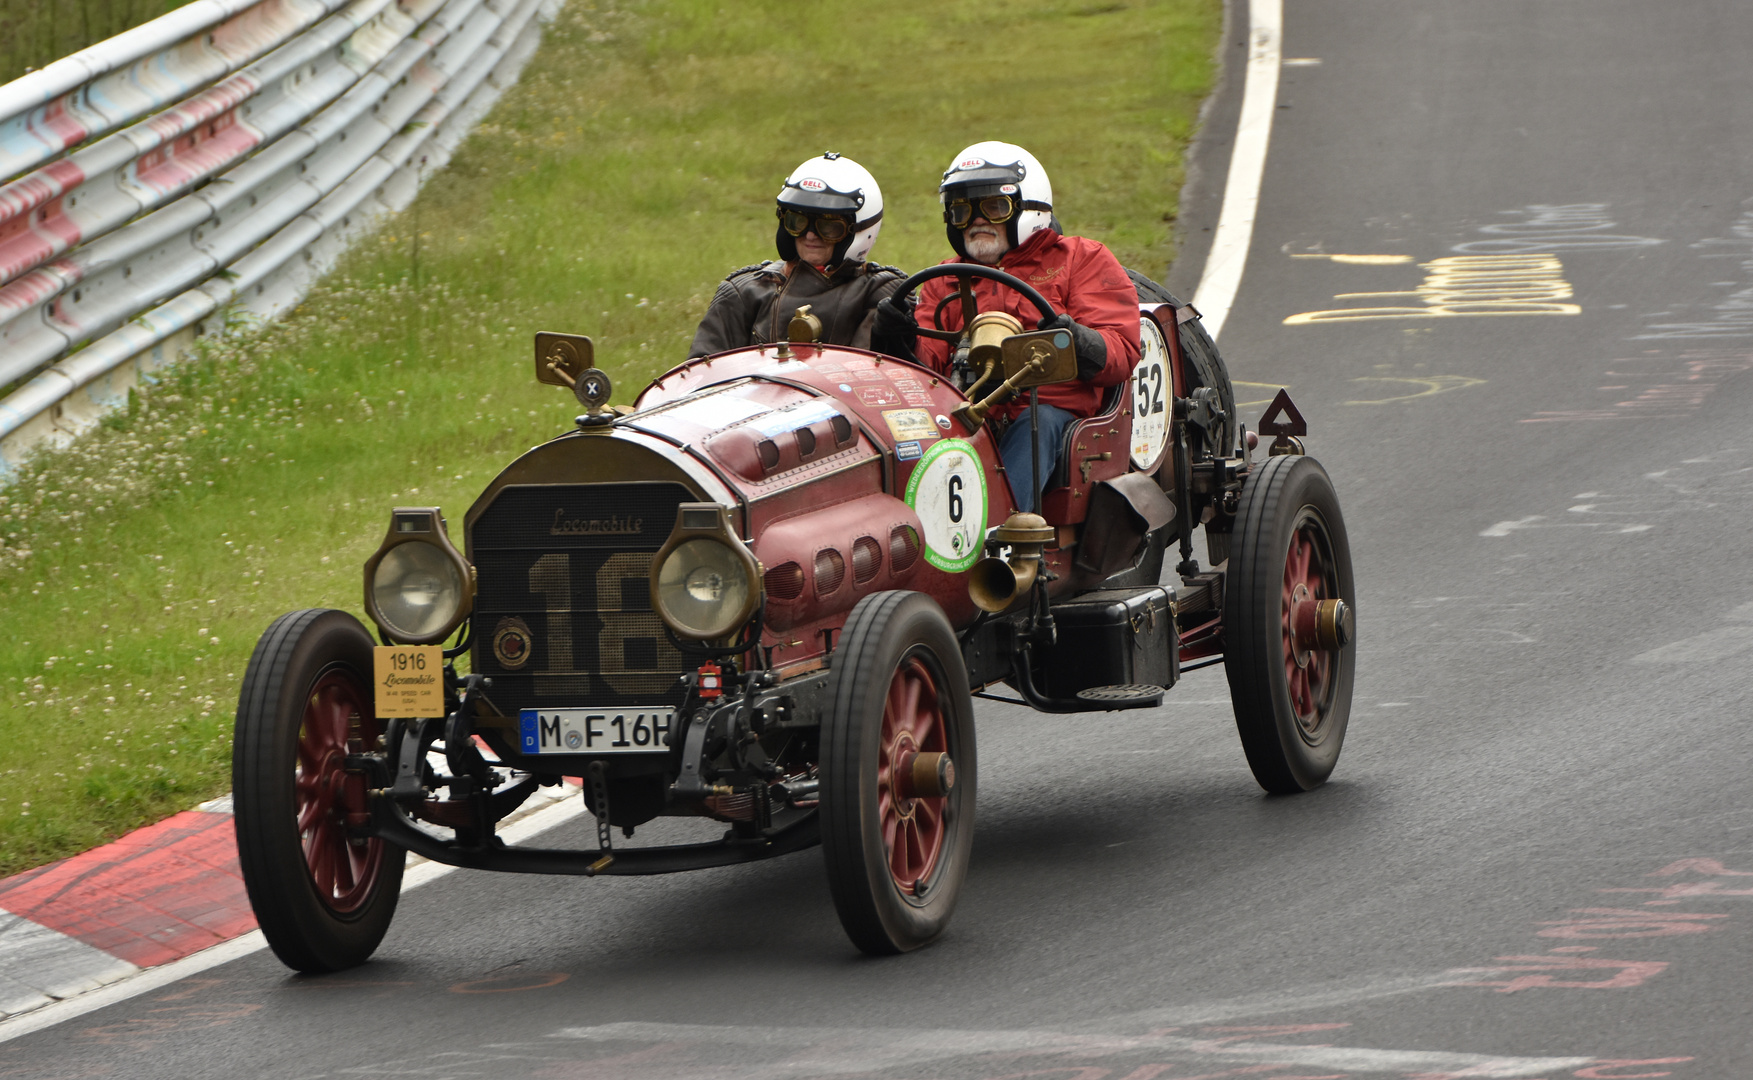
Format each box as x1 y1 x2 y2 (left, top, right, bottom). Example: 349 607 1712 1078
0 0 560 471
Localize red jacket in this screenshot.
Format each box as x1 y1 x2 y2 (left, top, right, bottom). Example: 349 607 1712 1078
916 229 1142 419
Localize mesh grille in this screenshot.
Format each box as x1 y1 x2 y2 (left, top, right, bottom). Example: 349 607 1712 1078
470 482 694 713
851 536 883 584
765 561 806 601
814 548 846 594
889 524 920 572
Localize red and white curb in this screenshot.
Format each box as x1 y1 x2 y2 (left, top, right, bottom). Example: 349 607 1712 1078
0 802 247 1020
0 789 582 1041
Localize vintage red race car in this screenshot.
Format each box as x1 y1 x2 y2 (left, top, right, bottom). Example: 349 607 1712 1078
232 264 1356 972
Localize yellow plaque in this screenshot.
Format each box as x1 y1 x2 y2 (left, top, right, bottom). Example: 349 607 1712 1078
373 645 445 718
882 408 940 442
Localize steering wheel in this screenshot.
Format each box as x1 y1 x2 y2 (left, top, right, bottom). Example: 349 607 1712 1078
894 263 1059 342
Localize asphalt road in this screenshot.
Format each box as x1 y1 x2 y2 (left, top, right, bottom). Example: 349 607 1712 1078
8 0 1753 1076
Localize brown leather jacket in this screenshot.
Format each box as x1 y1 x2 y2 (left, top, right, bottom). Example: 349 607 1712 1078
689 259 907 358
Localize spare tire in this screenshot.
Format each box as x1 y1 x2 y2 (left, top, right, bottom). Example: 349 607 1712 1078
1125 268 1235 459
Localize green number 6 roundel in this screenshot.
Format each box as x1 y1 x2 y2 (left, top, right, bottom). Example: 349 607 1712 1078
904 439 987 573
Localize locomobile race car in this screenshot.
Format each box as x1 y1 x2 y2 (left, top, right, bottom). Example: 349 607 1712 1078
233 264 1356 972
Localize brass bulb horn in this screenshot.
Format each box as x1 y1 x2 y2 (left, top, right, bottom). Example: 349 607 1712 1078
968 511 1056 613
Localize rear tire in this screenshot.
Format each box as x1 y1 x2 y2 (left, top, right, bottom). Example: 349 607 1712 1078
821 592 976 954
234 609 404 972
1223 456 1355 793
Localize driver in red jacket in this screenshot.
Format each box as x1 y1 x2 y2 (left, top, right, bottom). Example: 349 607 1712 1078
881 142 1141 513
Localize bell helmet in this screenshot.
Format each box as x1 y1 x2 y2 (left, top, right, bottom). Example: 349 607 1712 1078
939 141 1054 260
775 152 884 266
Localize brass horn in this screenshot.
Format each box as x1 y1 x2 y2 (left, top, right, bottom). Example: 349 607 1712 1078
968 511 1055 613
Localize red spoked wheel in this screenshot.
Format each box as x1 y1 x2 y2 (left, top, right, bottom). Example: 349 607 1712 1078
1224 455 1356 793
823 592 975 955
235 610 405 972
1281 516 1338 732
296 671 387 914
877 656 953 895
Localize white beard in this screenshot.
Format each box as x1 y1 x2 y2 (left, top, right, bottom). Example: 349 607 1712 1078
963 228 1010 265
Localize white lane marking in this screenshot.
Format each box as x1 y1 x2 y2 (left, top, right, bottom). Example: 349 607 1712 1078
0 795 586 1044
1111 969 1467 1027
549 1019 1590 1079
0 931 265 1044
1480 515 1652 538
1633 625 1753 664
0 918 139 1019
1480 515 1545 537
1191 0 1283 342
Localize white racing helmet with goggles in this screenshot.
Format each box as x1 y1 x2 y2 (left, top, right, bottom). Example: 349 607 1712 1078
939 141 1054 260
775 152 884 266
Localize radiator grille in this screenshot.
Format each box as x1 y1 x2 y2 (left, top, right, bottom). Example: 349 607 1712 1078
470 483 694 712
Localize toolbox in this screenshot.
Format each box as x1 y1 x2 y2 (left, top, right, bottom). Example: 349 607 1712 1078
1040 585 1177 698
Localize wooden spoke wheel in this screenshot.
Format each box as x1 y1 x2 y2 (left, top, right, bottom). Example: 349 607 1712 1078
1223 455 1356 793
821 592 976 954
235 609 404 972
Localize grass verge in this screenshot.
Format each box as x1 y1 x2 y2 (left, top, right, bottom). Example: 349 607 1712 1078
0 0 1220 876
1 0 192 84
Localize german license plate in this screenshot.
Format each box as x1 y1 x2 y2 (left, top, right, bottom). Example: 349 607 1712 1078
518 708 675 755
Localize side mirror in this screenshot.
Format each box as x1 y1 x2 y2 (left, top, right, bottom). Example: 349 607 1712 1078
534 331 594 390
1000 328 1078 388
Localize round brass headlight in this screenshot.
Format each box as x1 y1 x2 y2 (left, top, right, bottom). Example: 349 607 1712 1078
655 537 754 639
372 541 468 642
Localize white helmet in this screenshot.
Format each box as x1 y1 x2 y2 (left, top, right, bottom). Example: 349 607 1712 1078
775 152 885 266
939 141 1054 259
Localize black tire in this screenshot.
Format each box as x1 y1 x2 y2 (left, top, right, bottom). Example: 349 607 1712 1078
234 609 404 972
821 592 976 954
1124 268 1235 457
1177 313 1237 460
1222 456 1355 793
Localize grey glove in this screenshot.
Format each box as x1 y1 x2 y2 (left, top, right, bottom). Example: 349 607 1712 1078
872 295 917 360
1037 313 1107 381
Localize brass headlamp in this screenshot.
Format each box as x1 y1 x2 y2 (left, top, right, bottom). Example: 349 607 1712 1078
362 507 475 644
650 503 763 641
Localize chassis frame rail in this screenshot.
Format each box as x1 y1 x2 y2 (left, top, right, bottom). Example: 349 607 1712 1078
368 796 822 876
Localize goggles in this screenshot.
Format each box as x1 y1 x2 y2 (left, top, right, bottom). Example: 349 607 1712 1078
944 194 1019 229
778 208 853 243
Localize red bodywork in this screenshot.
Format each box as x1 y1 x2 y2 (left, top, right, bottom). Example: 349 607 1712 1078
623 305 1189 675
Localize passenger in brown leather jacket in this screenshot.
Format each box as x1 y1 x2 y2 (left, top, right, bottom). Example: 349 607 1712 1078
689 153 909 358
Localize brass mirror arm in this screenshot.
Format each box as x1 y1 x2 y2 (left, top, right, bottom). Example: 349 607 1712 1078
953 356 1044 431
544 358 578 387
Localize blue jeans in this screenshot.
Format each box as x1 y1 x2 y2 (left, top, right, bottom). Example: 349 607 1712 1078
998 403 1077 513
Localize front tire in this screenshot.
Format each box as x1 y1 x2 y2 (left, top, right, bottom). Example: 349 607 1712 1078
234 609 404 972
821 592 976 954
1223 456 1355 793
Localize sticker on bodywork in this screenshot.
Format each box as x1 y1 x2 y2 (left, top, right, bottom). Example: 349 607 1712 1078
904 439 987 573
1130 318 1170 469
895 440 923 462
883 408 940 442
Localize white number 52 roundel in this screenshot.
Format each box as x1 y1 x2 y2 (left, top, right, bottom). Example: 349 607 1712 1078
903 439 987 573
1130 318 1171 469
